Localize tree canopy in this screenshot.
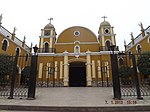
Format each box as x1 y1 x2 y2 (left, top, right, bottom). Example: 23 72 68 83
137 51 150 76
118 65 131 78
0 54 13 81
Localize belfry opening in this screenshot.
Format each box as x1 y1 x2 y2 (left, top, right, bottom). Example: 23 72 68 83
69 62 86 87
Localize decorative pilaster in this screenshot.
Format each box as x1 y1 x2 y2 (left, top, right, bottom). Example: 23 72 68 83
22 36 26 47
139 22 145 37
110 27 116 45
38 63 43 78
49 37 53 48
46 63 50 78
92 60 96 78
105 61 109 78
131 32 135 45
54 61 58 79
11 27 16 41
0 14 2 26
86 50 92 86
60 61 63 80
97 60 101 78
63 51 69 86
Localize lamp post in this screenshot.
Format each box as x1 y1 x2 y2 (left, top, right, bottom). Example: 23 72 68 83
110 45 122 100
33 45 38 55
27 45 38 100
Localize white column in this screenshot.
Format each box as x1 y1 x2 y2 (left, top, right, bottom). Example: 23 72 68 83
51 30 53 36
49 38 53 48
41 29 44 36
54 61 58 79
38 63 43 78
63 51 69 86
49 30 53 48
110 27 115 45
86 50 92 86
40 38 43 48
92 60 96 78
97 60 101 78
60 61 63 80
105 61 109 78
101 29 105 47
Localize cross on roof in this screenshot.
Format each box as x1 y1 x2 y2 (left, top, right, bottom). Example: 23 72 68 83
101 16 107 21
0 14 3 24
48 18 53 24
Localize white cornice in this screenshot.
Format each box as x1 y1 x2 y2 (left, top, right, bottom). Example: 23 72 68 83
99 34 115 36
39 36 54 38
38 51 119 57
55 42 99 45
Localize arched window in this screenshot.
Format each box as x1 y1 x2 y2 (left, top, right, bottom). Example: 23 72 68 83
136 44 142 54
105 40 111 51
44 42 49 53
16 47 21 54
119 58 124 66
74 45 80 53
2 40 8 51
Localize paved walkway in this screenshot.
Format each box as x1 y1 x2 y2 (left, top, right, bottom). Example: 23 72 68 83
0 87 150 106
0 87 150 111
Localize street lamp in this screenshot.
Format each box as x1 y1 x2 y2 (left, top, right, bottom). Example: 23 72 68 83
110 45 122 100
33 45 38 55
110 45 116 54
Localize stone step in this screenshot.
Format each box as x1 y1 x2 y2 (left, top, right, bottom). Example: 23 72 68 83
0 105 150 112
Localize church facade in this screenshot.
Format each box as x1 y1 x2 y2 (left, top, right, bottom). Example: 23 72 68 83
1 15 149 87
37 19 118 87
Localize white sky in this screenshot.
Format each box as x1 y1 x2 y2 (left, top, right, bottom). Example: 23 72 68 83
0 0 150 50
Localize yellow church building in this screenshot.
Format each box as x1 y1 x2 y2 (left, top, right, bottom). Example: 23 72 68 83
37 18 118 87
1 14 149 87
125 22 150 54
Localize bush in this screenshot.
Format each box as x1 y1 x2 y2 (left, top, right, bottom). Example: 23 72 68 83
137 51 150 76
0 54 13 82
118 65 131 78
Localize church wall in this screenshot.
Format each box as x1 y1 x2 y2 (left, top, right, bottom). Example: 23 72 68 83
37 56 65 81
55 44 99 53
129 36 150 54
57 27 98 43
37 53 113 85
0 34 29 56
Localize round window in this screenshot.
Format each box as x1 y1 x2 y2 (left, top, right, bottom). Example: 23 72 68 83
104 28 110 34
74 31 80 36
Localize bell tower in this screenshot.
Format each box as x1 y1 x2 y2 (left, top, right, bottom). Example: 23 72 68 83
39 18 56 53
98 16 116 51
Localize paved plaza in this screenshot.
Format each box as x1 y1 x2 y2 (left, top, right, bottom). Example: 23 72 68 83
0 87 150 111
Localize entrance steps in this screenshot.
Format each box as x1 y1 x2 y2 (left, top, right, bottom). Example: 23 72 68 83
0 105 150 112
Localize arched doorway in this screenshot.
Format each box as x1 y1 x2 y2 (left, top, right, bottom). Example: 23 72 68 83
69 62 86 87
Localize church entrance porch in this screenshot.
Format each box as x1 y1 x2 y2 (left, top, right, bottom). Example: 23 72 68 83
69 62 86 87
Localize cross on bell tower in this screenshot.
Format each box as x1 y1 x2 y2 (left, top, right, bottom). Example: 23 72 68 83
101 16 107 21
48 18 53 24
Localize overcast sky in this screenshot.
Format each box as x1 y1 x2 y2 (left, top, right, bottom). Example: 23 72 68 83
0 0 150 50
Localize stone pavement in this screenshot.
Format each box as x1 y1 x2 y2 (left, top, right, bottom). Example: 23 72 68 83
0 87 150 111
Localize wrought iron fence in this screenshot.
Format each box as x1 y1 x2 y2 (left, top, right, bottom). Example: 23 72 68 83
0 49 38 99
38 48 56 53
36 64 63 87
117 53 150 97
99 46 119 51
92 65 113 87
0 54 31 98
